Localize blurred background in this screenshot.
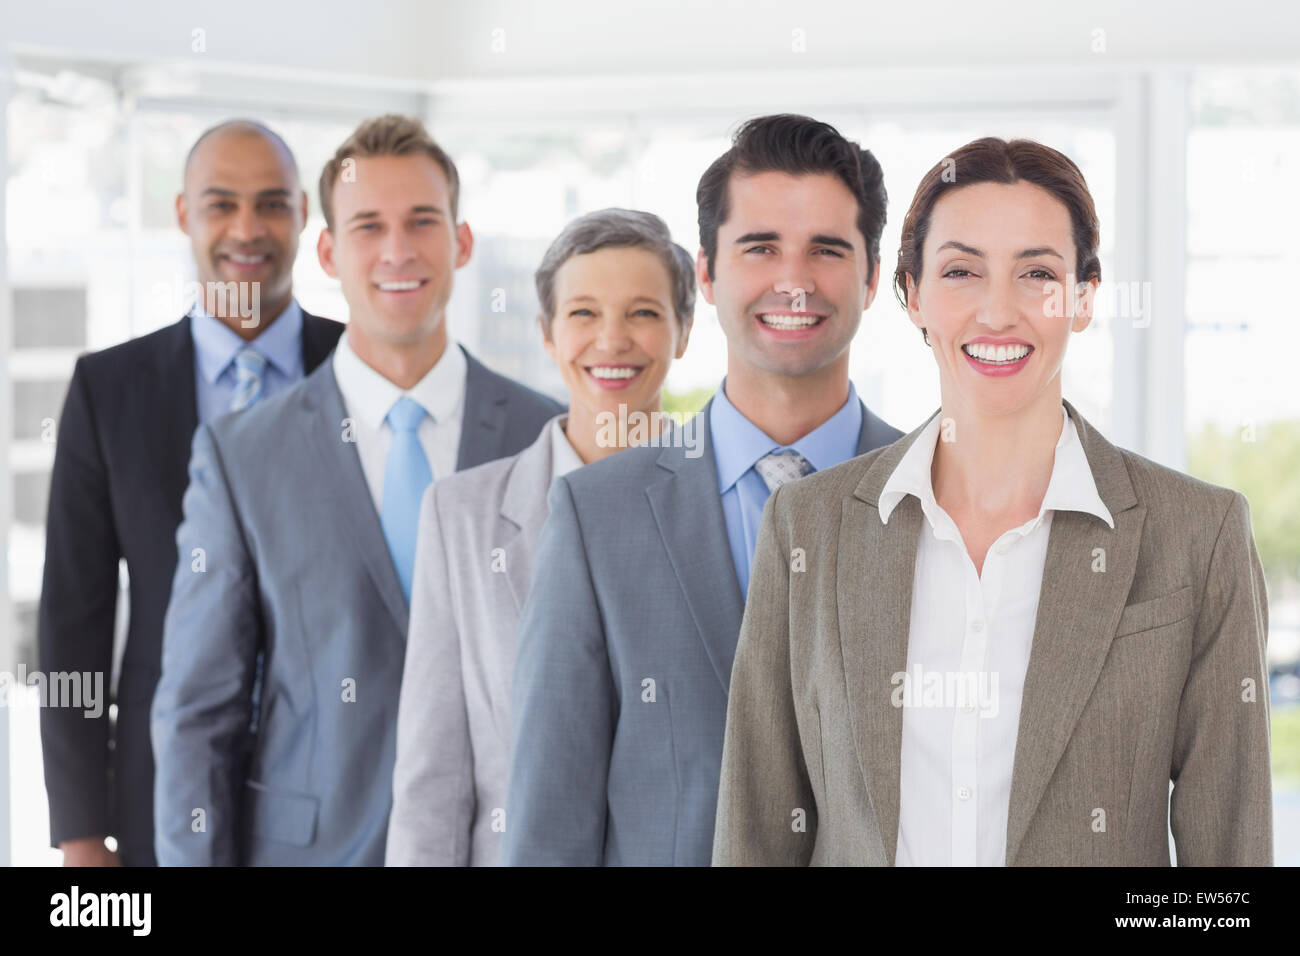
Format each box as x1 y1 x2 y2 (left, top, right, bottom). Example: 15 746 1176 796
1 0 1297 865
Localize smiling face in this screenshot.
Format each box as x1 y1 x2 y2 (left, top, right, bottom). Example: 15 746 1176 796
544 245 688 423
907 180 1096 421
698 170 878 388
317 153 471 358
177 129 306 326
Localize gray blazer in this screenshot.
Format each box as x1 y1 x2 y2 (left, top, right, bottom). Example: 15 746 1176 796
502 395 902 865
387 415 563 866
713 400 1273 866
151 348 561 866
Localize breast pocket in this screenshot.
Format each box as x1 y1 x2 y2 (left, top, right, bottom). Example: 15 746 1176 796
1113 585 1195 639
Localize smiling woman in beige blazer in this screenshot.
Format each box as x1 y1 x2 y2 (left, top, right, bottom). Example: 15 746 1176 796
386 208 693 865
714 138 1272 867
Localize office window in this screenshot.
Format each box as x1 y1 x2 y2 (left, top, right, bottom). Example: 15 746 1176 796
1185 68 1300 864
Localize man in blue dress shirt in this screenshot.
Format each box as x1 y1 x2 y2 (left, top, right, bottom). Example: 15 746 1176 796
39 120 343 867
189 296 309 422
710 378 866 597
504 114 903 866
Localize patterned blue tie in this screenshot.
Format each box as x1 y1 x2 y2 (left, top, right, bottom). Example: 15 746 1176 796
753 449 815 493
380 397 434 603
229 347 268 412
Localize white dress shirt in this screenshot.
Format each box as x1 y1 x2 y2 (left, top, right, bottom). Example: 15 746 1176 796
878 404 1114 866
331 333 468 512
547 415 585 483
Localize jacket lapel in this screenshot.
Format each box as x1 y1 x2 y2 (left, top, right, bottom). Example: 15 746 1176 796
856 399 902 454
299 361 410 639
1004 400 1143 863
499 419 560 612
456 348 509 471
300 310 342 371
148 316 200 525
839 419 928 866
646 405 746 692
645 396 889 695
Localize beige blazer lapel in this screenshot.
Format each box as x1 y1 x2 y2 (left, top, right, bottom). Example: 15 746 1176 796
1004 400 1144 863
838 416 933 866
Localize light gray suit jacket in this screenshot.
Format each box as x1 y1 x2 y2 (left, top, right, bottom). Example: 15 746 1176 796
386 415 564 866
151 348 561 866
502 395 902 865
714 400 1273 866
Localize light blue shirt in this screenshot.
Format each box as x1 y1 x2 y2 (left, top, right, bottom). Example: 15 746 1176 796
709 378 863 596
190 299 305 424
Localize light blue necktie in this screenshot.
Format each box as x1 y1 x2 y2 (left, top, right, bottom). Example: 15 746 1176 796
229 347 268 412
380 397 434 603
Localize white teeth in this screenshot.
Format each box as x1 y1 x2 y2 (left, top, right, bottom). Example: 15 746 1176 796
228 253 268 264
378 280 422 291
963 343 1031 363
758 313 821 330
588 366 639 380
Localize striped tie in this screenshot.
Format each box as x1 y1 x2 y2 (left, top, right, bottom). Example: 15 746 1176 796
229 347 268 412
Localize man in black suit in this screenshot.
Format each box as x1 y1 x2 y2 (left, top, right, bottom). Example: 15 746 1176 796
38 119 345 866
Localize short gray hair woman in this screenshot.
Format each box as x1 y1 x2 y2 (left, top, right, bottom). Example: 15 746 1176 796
388 207 694 866
534 207 696 339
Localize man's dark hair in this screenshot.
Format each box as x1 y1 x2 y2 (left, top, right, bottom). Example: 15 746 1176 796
695 114 887 281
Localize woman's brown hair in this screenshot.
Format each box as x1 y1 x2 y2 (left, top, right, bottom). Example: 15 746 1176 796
893 137 1101 330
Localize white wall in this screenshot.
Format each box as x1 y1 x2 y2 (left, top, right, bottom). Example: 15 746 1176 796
0 47 12 867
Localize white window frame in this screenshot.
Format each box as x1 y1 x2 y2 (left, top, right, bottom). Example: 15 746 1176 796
2 50 15 868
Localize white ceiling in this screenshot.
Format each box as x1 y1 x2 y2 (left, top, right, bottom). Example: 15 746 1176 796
4 0 1300 87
